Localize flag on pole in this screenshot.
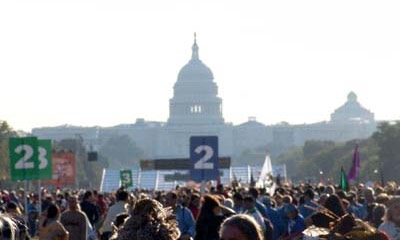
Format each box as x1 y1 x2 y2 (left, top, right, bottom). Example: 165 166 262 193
258 155 273 185
276 174 282 186
348 144 360 182
340 166 349 193
216 170 221 186
258 154 276 195
231 170 239 189
250 172 256 187
232 170 237 182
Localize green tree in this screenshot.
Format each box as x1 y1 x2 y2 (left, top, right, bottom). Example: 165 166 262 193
303 140 336 159
275 147 303 179
372 121 400 182
0 121 18 188
277 138 379 183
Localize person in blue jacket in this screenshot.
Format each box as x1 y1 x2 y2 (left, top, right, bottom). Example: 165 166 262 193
283 203 305 240
166 191 196 240
262 196 284 240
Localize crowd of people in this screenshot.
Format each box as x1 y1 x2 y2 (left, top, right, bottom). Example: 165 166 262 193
0 181 399 240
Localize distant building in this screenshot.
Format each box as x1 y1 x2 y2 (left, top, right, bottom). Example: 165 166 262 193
331 91 374 123
32 37 377 161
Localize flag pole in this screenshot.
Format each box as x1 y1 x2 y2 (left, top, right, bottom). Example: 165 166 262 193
380 163 385 186
24 180 28 219
38 179 42 213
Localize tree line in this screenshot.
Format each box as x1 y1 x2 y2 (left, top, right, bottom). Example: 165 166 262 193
1 120 400 188
276 121 400 183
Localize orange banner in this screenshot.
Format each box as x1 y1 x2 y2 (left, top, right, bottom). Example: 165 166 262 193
43 151 76 187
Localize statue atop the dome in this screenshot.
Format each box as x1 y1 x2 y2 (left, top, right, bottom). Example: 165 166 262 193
347 91 358 102
192 32 199 60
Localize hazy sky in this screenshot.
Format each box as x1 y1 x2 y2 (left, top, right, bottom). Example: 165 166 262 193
1 0 399 132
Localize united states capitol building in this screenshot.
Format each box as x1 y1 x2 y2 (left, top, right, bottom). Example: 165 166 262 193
32 38 376 162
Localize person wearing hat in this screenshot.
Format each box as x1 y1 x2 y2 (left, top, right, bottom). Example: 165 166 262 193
379 196 400 239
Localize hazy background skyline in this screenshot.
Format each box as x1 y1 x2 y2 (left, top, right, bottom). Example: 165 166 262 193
1 0 399 132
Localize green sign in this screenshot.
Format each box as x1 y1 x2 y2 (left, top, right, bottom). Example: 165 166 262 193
120 169 133 187
9 137 39 181
38 139 52 180
9 137 53 181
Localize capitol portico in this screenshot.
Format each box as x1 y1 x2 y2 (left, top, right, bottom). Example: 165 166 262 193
32 37 377 163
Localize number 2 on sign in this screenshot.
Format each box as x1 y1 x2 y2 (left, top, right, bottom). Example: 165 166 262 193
14 145 34 169
14 145 48 169
194 145 214 169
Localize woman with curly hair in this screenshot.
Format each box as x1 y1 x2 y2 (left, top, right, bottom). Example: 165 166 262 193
116 198 181 240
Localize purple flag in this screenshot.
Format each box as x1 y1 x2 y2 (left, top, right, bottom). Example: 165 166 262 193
348 144 360 182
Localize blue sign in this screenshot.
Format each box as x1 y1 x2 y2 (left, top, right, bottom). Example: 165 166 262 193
190 136 219 182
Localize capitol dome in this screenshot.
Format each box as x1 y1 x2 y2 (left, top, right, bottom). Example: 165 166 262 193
177 38 214 82
168 35 224 126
